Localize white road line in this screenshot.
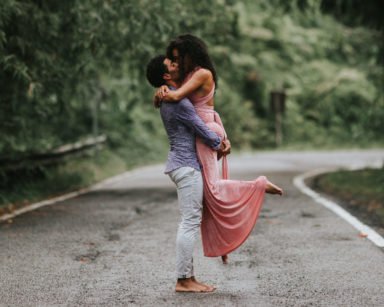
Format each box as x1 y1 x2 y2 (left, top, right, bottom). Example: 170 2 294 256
293 168 384 248
0 164 160 223
0 188 91 222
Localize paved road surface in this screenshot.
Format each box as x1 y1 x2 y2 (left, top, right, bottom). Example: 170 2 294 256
1 150 383 306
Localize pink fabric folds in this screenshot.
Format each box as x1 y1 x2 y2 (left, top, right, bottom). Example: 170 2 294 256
184 68 267 257
194 107 267 257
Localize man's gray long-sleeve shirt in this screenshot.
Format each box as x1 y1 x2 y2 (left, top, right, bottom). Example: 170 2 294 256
160 98 221 174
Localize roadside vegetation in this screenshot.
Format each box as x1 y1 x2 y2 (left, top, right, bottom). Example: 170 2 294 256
313 168 384 234
0 0 383 211
0 147 165 216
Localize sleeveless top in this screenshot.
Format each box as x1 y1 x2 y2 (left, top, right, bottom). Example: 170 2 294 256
184 67 215 110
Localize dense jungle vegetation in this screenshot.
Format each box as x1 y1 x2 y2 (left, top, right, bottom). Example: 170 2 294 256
0 0 383 206
1 0 383 157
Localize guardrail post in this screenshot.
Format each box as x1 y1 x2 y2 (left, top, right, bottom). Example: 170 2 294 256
270 90 286 146
92 89 101 156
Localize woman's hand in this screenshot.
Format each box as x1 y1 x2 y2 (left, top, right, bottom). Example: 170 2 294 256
156 85 170 100
153 85 170 108
163 90 178 101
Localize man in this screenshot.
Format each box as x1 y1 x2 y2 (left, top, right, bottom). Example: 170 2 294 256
146 55 230 293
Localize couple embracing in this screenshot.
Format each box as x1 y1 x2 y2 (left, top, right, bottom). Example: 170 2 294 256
146 34 283 293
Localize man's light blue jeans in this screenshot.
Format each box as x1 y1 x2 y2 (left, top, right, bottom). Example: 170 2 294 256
168 166 203 279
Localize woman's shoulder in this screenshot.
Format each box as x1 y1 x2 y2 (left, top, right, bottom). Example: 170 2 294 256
190 67 212 80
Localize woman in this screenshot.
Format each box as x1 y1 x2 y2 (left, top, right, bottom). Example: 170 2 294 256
156 34 283 263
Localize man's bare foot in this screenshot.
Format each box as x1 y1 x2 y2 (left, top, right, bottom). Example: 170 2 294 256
191 276 216 292
266 180 283 195
221 255 228 264
175 278 215 293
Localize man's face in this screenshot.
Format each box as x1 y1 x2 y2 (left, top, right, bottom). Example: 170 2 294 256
163 58 180 82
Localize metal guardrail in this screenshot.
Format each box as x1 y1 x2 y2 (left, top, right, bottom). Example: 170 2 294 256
0 135 107 171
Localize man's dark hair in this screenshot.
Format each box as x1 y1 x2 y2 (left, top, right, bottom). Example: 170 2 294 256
166 34 218 87
146 55 167 87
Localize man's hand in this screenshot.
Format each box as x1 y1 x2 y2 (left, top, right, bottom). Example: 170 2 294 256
217 139 231 160
222 139 231 154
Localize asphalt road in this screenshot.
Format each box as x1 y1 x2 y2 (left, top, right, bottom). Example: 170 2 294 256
1 150 383 306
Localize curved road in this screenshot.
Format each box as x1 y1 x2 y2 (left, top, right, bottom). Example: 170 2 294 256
1 150 383 306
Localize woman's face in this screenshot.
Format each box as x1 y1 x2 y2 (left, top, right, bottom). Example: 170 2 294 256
172 48 192 74
171 48 181 66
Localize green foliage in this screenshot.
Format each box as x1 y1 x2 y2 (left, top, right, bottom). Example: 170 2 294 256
231 0 383 146
1 0 99 156
0 0 383 163
0 0 241 159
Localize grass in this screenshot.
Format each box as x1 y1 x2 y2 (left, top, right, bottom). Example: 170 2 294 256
313 168 384 232
0 145 166 216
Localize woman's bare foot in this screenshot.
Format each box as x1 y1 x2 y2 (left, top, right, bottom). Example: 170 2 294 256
266 180 283 195
175 278 215 293
221 255 228 264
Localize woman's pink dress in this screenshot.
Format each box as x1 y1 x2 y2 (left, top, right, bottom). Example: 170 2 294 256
186 69 267 257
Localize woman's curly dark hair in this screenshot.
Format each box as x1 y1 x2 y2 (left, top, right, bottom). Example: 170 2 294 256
166 34 218 87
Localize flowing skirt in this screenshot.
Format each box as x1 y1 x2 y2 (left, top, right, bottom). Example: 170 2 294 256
196 108 267 257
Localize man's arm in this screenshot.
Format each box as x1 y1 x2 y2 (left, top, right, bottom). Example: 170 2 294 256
176 99 221 150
